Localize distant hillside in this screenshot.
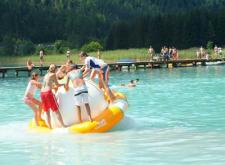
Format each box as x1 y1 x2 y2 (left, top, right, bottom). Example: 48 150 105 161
0 0 225 55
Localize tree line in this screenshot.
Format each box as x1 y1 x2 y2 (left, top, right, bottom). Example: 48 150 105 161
0 0 225 55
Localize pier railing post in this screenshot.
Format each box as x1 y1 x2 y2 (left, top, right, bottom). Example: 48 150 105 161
201 61 206 66
28 70 31 77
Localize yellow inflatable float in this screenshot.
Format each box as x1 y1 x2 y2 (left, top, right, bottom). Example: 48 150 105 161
29 80 128 133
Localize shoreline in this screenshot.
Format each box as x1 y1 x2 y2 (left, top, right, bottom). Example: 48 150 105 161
1 47 219 66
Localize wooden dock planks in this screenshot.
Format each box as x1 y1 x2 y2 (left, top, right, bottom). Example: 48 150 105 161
0 58 224 78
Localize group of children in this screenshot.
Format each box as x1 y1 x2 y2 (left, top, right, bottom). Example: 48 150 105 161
23 52 113 129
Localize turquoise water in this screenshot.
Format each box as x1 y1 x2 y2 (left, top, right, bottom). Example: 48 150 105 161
1 66 225 164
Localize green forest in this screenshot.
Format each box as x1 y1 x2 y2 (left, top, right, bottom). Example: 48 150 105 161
0 0 225 55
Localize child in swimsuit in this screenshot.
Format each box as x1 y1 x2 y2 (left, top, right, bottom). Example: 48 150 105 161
24 72 42 126
79 52 110 87
65 64 93 123
40 64 66 129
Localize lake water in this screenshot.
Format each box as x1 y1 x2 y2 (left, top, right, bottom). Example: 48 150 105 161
0 66 225 164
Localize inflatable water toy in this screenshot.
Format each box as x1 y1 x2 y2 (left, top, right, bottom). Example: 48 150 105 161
29 80 128 133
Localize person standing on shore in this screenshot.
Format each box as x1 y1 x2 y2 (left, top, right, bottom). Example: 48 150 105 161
200 46 205 59
97 49 101 59
148 46 154 61
66 49 71 60
172 48 179 60
196 50 200 59
39 49 44 67
27 58 34 70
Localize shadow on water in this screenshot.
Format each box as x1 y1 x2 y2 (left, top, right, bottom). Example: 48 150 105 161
110 116 136 132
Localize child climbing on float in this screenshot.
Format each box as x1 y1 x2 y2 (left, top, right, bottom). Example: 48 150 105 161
40 64 66 129
98 68 116 104
65 64 93 123
79 51 110 87
79 51 115 103
24 72 42 126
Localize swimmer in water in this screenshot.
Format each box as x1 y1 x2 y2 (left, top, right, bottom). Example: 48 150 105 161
120 79 138 88
128 80 136 87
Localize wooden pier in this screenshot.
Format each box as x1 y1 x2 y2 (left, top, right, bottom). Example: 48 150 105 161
0 58 225 78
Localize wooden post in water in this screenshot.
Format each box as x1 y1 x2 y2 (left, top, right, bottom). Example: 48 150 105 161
172 62 177 67
40 68 43 76
119 65 122 71
144 64 146 70
135 64 138 70
15 71 19 77
0 70 6 78
201 61 206 66
28 70 31 77
168 63 173 69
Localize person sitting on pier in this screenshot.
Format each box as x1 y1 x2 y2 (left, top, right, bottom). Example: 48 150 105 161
40 64 66 129
218 47 223 57
79 51 110 87
24 72 42 126
65 64 93 123
173 48 179 60
27 58 34 70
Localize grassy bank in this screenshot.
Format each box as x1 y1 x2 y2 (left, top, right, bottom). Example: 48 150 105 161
0 48 210 66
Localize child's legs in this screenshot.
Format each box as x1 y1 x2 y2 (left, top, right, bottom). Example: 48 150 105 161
104 67 110 85
84 103 93 121
55 110 65 127
76 106 82 123
46 110 52 129
30 98 42 120
25 99 40 126
98 72 104 89
90 70 97 80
